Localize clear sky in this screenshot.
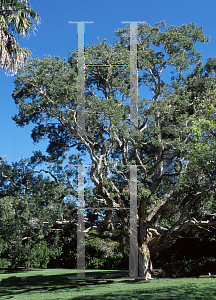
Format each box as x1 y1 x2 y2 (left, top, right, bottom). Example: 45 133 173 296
0 0 216 169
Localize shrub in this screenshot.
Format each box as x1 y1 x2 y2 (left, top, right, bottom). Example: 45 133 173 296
163 256 216 278
84 232 128 269
0 258 11 269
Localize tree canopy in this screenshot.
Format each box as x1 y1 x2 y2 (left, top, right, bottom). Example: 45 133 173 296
11 21 216 278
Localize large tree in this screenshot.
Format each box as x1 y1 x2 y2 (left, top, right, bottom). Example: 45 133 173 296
0 0 39 74
12 21 216 279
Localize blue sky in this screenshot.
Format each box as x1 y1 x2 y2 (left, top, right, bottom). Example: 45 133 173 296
0 0 216 173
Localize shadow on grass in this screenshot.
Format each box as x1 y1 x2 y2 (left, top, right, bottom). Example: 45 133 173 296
0 269 216 299
0 269 128 298
70 282 216 300
0 267 45 274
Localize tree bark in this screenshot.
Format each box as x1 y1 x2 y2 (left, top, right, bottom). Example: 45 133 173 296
138 219 153 280
138 241 153 280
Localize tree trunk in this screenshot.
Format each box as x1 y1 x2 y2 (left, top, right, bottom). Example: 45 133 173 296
138 220 153 280
25 262 31 268
138 242 153 280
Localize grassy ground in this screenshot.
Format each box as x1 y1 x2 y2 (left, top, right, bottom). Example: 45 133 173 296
0 268 215 300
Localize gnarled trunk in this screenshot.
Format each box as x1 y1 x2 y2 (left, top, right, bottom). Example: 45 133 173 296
138 242 153 280
138 221 153 280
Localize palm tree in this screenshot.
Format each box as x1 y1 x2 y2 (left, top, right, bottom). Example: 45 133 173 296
0 0 40 75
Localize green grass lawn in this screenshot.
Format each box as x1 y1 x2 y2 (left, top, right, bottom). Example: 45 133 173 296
0 268 216 300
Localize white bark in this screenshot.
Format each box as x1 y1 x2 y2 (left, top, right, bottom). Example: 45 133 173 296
138 243 153 280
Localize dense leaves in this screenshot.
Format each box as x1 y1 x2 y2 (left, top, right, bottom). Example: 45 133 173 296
9 21 216 277
0 157 78 268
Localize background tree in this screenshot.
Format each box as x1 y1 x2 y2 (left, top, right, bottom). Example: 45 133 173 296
0 0 40 74
11 21 216 279
0 156 78 268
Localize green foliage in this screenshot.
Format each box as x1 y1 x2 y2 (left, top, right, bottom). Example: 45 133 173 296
163 257 216 278
0 258 11 269
0 157 79 269
28 240 61 268
6 20 216 276
188 88 216 165
7 232 62 269
0 0 40 74
85 232 127 269
47 225 77 269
